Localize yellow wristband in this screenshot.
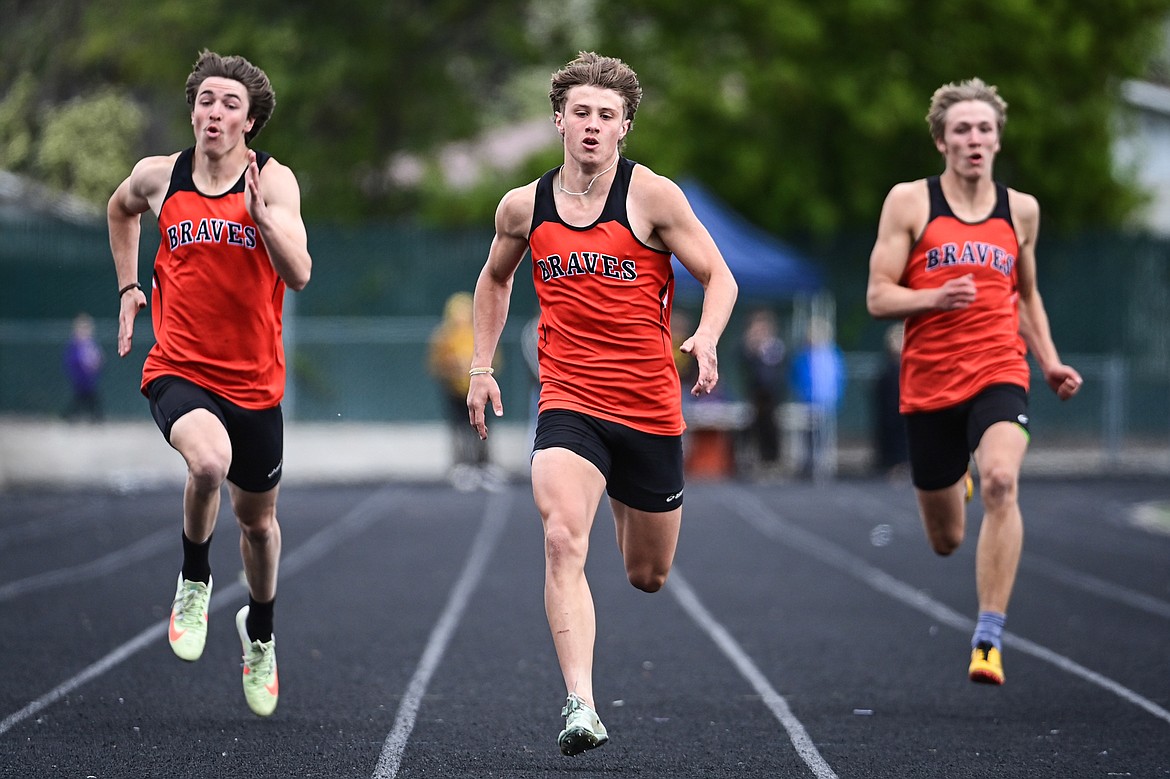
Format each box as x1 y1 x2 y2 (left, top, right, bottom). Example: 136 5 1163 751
468 367 494 376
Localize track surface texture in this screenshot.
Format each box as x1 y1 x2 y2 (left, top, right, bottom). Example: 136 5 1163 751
2 475 1168 778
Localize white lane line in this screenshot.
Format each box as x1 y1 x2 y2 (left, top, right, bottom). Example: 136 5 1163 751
668 569 839 779
0 528 172 601
0 485 404 737
0 619 162 737
372 491 511 779
727 488 1170 726
0 514 95 548
827 483 1170 622
1024 553 1170 621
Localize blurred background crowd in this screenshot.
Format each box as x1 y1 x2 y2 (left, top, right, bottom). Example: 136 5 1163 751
4 0 1170 482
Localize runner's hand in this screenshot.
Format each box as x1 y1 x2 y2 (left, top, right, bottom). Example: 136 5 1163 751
468 375 503 440
681 335 719 397
1045 364 1083 401
117 287 147 357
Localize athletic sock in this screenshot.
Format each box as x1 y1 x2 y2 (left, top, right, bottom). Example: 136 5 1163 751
246 595 275 643
180 531 212 584
972 611 1007 650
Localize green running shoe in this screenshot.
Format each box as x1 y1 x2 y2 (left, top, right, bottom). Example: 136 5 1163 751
558 693 608 756
168 574 212 662
235 606 279 717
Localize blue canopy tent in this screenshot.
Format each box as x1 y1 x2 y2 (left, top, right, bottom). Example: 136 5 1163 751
672 181 824 301
670 182 835 479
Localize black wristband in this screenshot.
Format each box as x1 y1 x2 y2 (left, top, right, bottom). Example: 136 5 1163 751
119 282 142 298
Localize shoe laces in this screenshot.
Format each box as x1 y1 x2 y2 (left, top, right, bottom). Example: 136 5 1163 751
561 693 599 730
561 693 584 718
243 639 275 680
173 582 208 628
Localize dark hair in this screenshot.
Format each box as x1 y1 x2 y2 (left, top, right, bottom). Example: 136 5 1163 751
184 49 275 144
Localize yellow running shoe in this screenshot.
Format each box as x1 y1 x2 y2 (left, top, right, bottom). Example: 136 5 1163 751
558 693 608 756
235 606 279 716
965 472 975 503
168 574 212 662
968 642 1005 685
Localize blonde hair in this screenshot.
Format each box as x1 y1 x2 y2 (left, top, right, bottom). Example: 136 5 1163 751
925 77 1007 142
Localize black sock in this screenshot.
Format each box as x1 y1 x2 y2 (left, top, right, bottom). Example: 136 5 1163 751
180 532 212 584
246 595 275 643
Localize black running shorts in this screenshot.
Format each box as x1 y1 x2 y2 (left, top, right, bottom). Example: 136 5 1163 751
532 409 684 513
904 383 1030 491
147 375 284 492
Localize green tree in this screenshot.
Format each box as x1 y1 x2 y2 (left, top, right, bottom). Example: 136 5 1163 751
2 0 1168 234
70 0 545 222
0 74 37 171
588 0 1170 235
37 89 145 204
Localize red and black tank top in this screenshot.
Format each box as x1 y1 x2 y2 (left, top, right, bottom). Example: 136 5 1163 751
141 147 287 409
528 157 683 434
899 176 1030 413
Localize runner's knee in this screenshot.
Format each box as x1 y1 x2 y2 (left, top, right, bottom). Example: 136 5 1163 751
979 465 1018 511
923 512 964 555
239 515 278 544
626 563 669 593
928 530 962 556
186 449 229 492
543 520 588 569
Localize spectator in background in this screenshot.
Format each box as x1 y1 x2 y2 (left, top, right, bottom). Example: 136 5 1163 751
671 308 700 397
872 322 909 478
521 312 543 449
740 308 786 477
789 314 844 479
428 291 500 491
63 312 104 421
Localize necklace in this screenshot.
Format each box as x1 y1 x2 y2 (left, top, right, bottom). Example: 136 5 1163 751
558 157 618 196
